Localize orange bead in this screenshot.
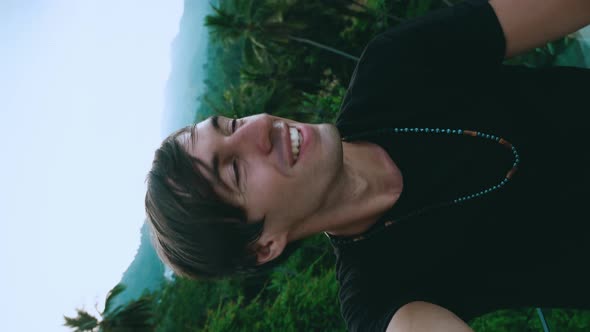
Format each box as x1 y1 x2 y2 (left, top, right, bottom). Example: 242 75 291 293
464 130 477 136
506 167 518 179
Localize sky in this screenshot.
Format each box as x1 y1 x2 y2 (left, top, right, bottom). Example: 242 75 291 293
0 0 183 331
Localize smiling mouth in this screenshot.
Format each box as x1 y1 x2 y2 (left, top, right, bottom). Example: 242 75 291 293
289 126 302 162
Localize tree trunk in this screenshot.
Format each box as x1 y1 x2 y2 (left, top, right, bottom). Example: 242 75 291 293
287 35 360 61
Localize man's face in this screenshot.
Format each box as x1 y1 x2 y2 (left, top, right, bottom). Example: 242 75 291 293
178 113 343 232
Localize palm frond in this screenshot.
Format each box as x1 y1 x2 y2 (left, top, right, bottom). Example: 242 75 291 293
63 309 99 332
102 283 126 315
101 295 155 332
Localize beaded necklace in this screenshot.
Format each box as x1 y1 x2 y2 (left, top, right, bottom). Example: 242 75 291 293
324 127 520 247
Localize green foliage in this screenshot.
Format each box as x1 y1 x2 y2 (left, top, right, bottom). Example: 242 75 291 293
406 0 435 18
153 276 246 331
103 284 127 316
196 39 244 121
470 308 590 332
64 309 99 332
150 234 340 331
469 308 538 332
546 308 590 331
64 284 155 332
101 291 155 332
302 68 347 123
201 252 343 331
504 36 578 68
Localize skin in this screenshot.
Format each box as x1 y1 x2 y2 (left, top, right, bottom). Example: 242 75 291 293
177 113 404 265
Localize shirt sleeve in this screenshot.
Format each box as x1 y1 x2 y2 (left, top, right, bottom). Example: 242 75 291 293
339 0 506 117
375 0 507 74
335 252 435 332
337 271 431 332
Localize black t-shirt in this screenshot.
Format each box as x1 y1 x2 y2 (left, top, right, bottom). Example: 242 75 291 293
326 1 590 331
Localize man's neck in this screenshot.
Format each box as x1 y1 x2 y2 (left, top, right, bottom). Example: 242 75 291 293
289 140 404 242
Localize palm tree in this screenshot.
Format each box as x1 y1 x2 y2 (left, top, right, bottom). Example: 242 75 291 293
64 284 155 332
319 0 405 23
240 58 321 93
204 0 360 62
63 310 98 332
204 82 292 118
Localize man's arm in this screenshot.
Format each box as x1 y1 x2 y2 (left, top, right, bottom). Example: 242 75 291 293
386 301 474 332
488 0 590 59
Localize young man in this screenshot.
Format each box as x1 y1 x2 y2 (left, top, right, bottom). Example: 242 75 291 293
146 0 590 331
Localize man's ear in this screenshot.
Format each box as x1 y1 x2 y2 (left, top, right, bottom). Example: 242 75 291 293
253 233 287 266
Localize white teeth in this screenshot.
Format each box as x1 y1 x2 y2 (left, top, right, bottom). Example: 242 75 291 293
289 127 301 160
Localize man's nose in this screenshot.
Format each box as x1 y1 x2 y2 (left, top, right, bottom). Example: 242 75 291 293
230 114 272 155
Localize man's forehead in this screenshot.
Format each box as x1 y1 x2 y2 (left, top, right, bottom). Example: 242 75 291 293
175 123 199 152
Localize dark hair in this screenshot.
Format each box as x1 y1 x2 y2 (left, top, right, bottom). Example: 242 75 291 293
145 125 304 280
